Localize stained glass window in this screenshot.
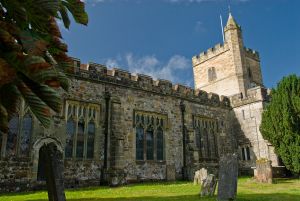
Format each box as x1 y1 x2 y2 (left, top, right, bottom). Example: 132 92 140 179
156 128 164 161
65 119 75 158
87 122 95 159
136 126 144 160
20 114 32 157
146 129 154 160
76 119 85 158
195 128 201 149
6 116 19 156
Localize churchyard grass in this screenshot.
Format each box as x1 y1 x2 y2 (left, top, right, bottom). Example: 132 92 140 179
0 177 299 201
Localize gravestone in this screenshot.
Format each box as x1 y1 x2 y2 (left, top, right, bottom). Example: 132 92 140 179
255 158 272 183
200 174 217 197
41 143 66 201
217 153 238 201
194 168 208 185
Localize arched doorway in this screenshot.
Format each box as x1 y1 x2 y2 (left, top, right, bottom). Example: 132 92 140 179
32 138 66 201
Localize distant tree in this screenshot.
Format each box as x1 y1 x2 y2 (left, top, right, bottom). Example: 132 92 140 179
260 75 300 173
0 0 88 132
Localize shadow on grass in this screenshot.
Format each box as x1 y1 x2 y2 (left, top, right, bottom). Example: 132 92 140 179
23 193 300 201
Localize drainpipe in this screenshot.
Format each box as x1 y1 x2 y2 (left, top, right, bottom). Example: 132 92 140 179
101 90 110 185
180 100 187 180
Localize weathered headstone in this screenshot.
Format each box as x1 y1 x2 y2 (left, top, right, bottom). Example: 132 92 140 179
194 167 208 185
255 158 272 183
218 153 238 201
200 174 217 197
41 143 66 201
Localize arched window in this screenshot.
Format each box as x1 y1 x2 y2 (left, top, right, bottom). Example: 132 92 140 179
65 119 75 158
136 126 144 160
87 122 95 159
6 116 19 156
156 127 164 161
146 128 154 160
134 112 166 162
76 119 85 158
20 113 32 157
65 102 100 160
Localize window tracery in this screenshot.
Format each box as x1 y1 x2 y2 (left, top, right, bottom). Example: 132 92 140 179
65 100 100 159
134 111 167 161
194 116 219 160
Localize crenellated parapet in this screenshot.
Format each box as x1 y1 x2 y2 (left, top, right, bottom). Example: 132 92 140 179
230 86 269 107
192 43 229 66
244 47 260 61
69 58 231 108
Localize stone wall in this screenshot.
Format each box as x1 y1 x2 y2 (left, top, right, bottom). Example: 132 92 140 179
0 60 234 192
230 87 279 173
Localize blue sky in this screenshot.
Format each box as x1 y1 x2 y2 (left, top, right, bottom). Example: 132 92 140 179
60 0 300 88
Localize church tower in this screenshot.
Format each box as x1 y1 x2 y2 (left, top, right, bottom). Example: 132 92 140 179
192 13 263 97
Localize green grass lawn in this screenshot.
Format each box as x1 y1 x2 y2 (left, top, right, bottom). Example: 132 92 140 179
0 177 299 201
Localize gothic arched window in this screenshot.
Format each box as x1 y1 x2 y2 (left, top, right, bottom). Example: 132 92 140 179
20 113 32 157
156 127 164 161
65 101 100 159
136 126 144 160
87 122 95 159
146 128 154 160
135 112 166 162
6 116 19 156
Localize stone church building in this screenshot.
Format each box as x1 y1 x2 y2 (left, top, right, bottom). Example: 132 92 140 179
0 14 282 192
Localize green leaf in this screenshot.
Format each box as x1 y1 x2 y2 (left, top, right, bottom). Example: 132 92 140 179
59 5 71 29
63 0 88 25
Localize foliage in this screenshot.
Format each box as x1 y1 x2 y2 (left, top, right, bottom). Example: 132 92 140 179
0 178 300 201
260 75 300 173
0 0 88 132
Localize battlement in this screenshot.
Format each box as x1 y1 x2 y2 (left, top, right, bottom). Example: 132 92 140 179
192 43 229 66
244 47 260 61
69 58 231 108
230 86 269 107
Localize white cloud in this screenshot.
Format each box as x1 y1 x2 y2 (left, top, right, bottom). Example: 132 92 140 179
104 53 191 86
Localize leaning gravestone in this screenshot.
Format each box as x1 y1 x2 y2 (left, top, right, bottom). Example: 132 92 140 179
194 168 208 185
218 153 238 201
200 174 217 197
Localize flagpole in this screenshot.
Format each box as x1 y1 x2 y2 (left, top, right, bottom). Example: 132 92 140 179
220 15 225 43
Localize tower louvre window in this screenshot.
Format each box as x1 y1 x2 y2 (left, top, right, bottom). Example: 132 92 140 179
208 67 217 82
